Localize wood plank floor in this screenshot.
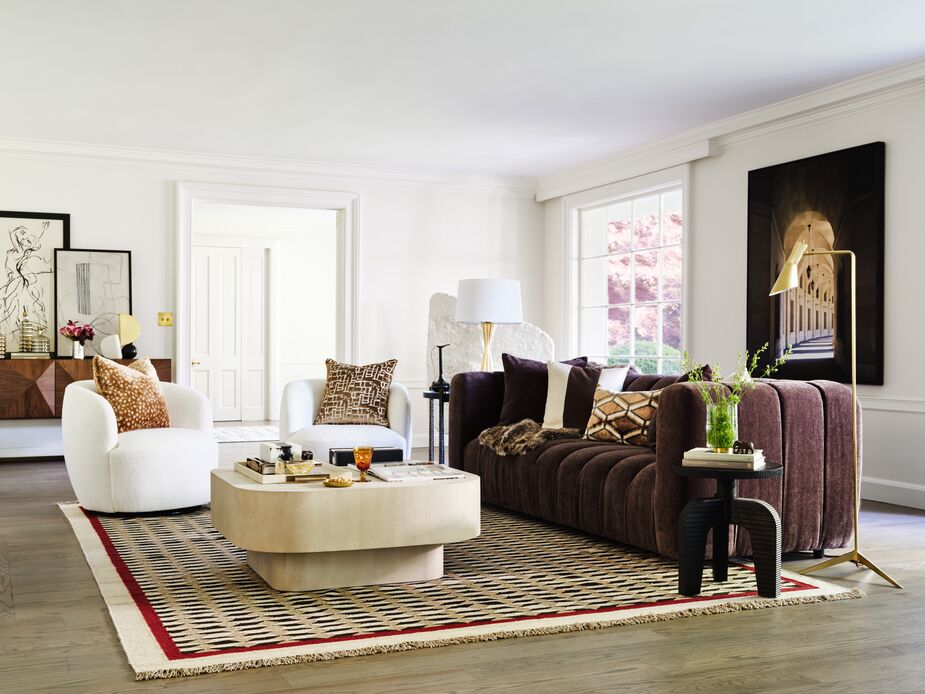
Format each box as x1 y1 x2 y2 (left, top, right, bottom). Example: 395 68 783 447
1 445 923 693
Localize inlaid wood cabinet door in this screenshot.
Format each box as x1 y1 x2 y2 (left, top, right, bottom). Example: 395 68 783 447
0 358 171 419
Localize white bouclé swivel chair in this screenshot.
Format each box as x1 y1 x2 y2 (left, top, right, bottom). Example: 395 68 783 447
62 380 218 513
279 379 412 463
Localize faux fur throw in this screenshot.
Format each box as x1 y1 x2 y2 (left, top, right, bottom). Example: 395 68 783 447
478 419 580 456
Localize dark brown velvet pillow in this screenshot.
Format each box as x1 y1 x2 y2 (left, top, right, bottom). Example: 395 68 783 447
640 363 713 447
499 354 588 424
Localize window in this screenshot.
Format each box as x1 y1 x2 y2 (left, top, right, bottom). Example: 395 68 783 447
576 186 683 374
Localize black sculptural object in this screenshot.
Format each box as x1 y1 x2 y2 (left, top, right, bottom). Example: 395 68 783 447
430 343 450 393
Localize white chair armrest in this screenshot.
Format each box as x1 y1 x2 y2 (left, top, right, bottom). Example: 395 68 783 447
387 382 412 458
161 382 213 431
61 382 119 512
280 379 325 441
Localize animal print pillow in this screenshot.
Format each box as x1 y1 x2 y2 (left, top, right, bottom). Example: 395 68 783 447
93 356 171 433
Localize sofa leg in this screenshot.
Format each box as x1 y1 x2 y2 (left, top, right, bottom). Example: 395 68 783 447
813 549 825 559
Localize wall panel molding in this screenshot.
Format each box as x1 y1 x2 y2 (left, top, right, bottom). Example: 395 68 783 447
859 396 925 414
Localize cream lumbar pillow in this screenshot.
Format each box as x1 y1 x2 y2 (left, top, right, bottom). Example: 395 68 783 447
93 356 171 433
314 358 398 426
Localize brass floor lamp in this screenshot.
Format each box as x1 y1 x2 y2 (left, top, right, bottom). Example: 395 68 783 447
770 241 902 588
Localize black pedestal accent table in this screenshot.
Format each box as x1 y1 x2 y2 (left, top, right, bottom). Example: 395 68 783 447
423 390 450 465
676 463 784 599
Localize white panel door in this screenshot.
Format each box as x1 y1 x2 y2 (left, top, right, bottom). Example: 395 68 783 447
191 245 243 421
241 247 268 421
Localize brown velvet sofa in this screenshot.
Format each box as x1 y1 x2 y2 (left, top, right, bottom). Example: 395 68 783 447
448 369 857 559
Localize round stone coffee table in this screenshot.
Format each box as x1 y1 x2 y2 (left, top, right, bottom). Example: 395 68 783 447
211 467 481 591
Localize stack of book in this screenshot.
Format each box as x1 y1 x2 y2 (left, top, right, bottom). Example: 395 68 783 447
682 447 766 469
234 459 337 484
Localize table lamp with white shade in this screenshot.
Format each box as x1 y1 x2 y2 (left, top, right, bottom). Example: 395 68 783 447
455 279 523 371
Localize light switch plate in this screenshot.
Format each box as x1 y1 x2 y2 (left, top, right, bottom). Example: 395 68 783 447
157 312 174 327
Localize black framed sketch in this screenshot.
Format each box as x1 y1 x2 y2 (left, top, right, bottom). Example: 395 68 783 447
0 211 70 351
746 142 885 385
54 249 132 356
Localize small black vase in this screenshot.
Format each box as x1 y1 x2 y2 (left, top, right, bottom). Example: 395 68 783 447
121 343 138 359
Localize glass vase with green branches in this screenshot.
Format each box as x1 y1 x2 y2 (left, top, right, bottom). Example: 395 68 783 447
681 343 791 452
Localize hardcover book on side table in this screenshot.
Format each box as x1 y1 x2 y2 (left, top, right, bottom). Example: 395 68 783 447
682 447 766 470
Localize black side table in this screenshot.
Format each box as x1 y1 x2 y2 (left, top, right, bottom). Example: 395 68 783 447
423 390 450 465
676 463 784 599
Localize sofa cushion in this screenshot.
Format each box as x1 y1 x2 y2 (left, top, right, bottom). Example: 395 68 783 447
314 358 397 426
584 388 661 447
92 356 170 433
541 361 603 429
499 354 587 424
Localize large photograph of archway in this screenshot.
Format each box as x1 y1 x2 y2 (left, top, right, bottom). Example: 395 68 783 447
746 141 885 385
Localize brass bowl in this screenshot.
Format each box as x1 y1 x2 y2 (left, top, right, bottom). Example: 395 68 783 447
323 476 354 488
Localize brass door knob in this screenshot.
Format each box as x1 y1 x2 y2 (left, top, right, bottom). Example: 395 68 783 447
191 360 201 366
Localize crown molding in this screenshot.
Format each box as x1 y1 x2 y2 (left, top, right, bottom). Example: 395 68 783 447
0 136 537 198
537 56 925 201
536 139 718 202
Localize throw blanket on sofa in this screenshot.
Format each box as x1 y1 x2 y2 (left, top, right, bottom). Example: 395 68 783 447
478 419 580 456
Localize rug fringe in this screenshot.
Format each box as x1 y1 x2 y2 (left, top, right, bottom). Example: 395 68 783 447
135 587 864 680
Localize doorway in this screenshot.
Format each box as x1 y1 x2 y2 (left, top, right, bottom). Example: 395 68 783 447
190 242 270 421
178 184 357 422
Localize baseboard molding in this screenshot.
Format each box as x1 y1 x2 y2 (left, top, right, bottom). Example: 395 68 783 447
411 433 447 451
862 475 925 511
0 445 64 461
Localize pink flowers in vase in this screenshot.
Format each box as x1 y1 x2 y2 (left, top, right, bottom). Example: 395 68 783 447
59 320 95 345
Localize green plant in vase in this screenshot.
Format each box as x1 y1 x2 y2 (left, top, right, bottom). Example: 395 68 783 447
682 343 791 453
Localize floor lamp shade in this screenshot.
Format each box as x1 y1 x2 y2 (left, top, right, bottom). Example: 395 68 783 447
455 279 523 371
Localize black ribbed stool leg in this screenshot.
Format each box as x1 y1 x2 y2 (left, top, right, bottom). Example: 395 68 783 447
679 498 725 596
732 498 782 598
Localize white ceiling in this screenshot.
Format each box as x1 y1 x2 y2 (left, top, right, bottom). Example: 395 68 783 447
2 0 924 178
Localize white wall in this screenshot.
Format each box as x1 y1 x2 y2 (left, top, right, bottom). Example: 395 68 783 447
542 88 925 509
193 201 338 391
0 147 541 455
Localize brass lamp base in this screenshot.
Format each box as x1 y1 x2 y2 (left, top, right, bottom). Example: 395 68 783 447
480 321 496 371
801 548 903 589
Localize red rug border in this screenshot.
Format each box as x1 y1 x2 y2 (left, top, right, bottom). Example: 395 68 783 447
81 507 818 662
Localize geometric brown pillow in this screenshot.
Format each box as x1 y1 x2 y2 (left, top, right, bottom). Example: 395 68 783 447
583 388 661 447
92 356 171 433
314 358 398 426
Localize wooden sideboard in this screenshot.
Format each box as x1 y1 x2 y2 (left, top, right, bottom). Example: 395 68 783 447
0 358 172 419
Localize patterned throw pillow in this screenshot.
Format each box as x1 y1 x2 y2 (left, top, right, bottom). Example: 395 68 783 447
583 388 661 447
92 356 171 433
314 358 398 426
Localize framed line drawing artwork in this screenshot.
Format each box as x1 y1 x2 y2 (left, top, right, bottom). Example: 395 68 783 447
0 211 70 352
54 248 132 356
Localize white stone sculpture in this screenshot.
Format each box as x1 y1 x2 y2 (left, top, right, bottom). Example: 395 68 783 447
426 293 554 385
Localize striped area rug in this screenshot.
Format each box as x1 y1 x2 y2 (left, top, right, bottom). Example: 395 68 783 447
60 504 861 680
